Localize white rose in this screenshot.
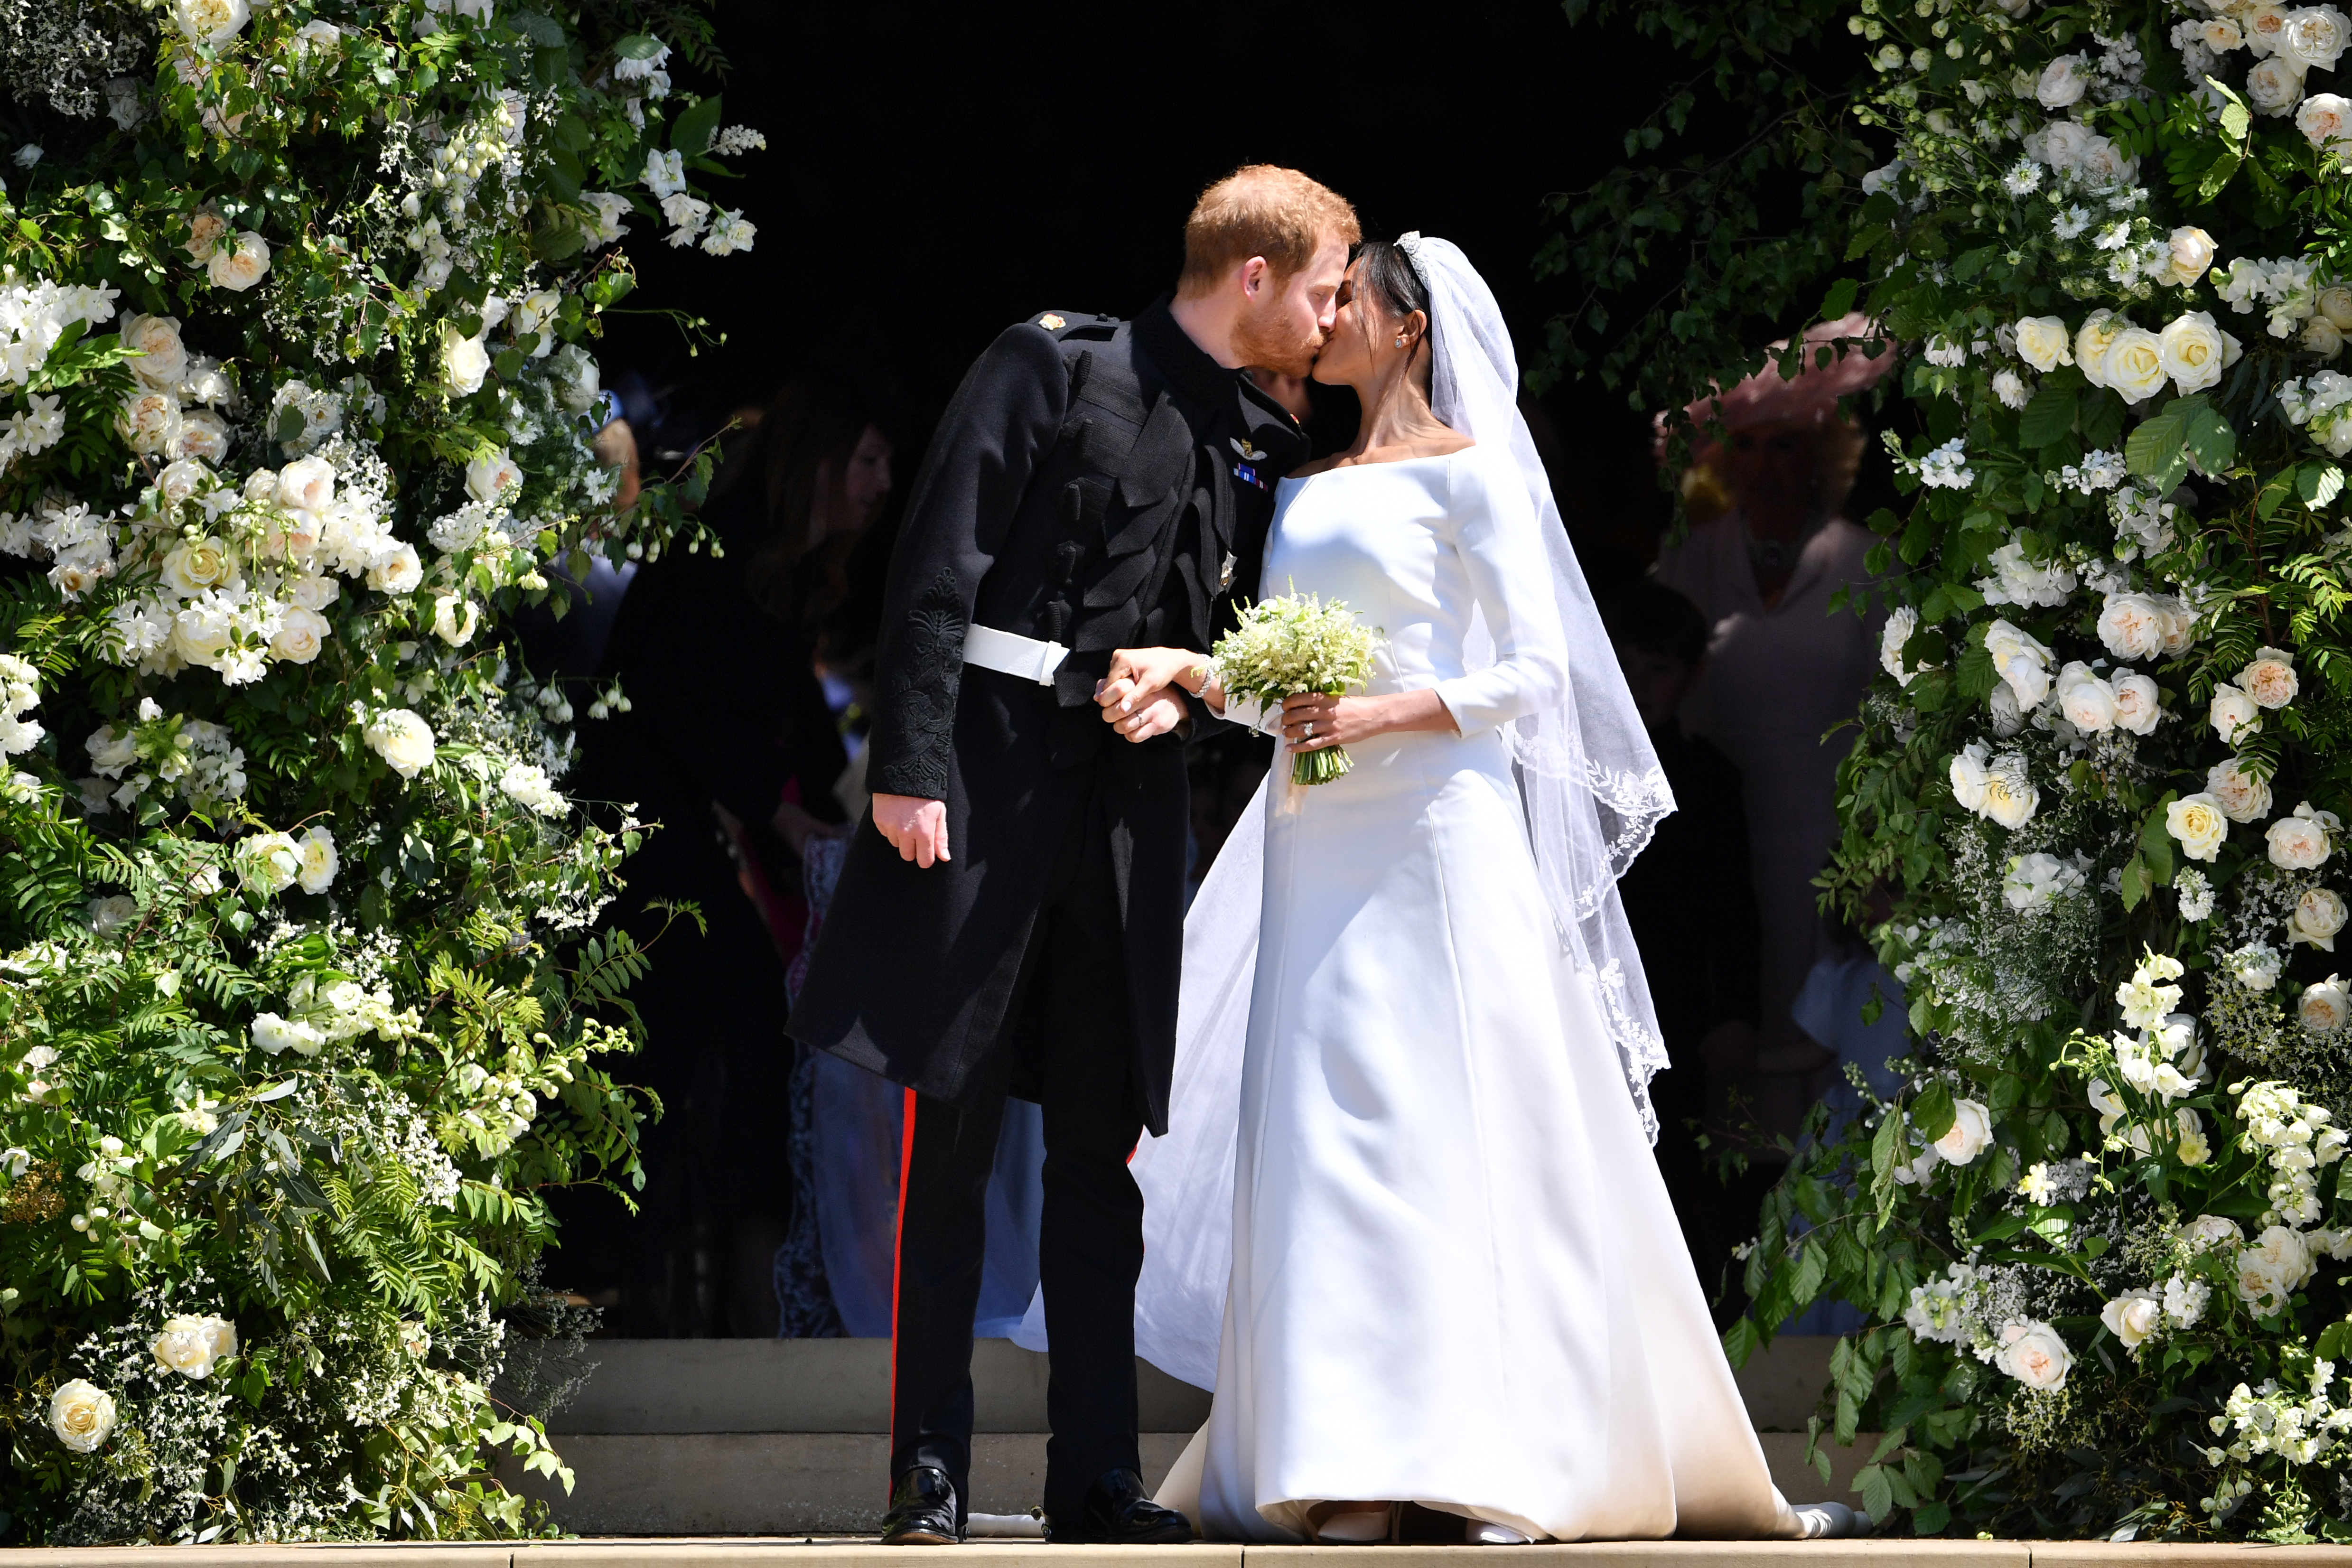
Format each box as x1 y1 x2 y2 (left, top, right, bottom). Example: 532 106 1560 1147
161 536 236 596
2323 285 2352 330
2104 327 2171 404
156 458 210 508
2167 226 2219 287
2056 663 2117 733
2112 672 2162 735
367 542 423 595
432 593 479 646
233 830 301 895
276 455 336 516
2075 310 2128 388
2301 976 2351 1032
206 230 271 292
2156 596 2198 657
293 825 336 894
48 1380 116 1453
1995 1320 2074 1391
2270 812 2334 870
1950 742 1990 813
2236 1224 2316 1311
2241 646 2300 708
2312 316 2348 358
1985 618 2053 707
2097 594 2167 662
243 467 279 502
465 448 523 504
172 0 250 45
2037 54 2091 108
2160 312 2230 394
2248 54 2308 115
118 388 182 456
1981 754 2039 830
2212 684 2263 744
2183 1213 2245 1251
1935 1098 1994 1165
269 605 328 664
2302 92 2352 154
2289 887 2348 949
440 324 491 397
2285 4 2352 68
152 1314 223 1379
547 343 601 413
2207 756 2274 822
290 571 339 611
1989 680 2026 737
183 208 228 262
175 409 230 464
2100 1290 2163 1350
290 18 343 55
120 313 187 388
365 708 437 779
1880 605 1928 684
2013 315 2075 372
2167 793 2231 863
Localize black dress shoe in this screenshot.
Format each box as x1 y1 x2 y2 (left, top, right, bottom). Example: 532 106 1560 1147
881 1465 961 1545
1046 1466 1195 1544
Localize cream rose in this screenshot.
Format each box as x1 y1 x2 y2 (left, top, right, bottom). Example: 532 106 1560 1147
183 207 228 262
1981 753 2039 830
156 458 209 509
1995 1320 2074 1391
152 1314 226 1379
2307 317 2345 357
290 571 339 611
2248 54 2308 115
2112 672 2162 736
2284 3 2352 68
2205 17 2248 49
2302 91 2352 155
2269 812 2334 870
2167 226 2219 287
2168 793 2230 863
2074 310 2128 388
2037 54 2091 107
1985 618 2054 706
367 542 423 595
48 1380 116 1453
119 313 187 388
233 831 301 895
2014 315 2075 372
2241 646 2300 708
243 467 279 502
1950 743 1990 813
2097 593 2167 661
365 708 437 779
275 455 336 516
118 388 181 456
270 605 328 664
294 825 337 894
2212 683 2263 744
2236 1224 2316 1311
465 448 523 504
2290 887 2348 949
2100 1290 2163 1350
2104 327 2171 404
2248 4 2294 53
206 230 271 292
2301 976 2351 1032
431 593 479 646
175 409 231 464
441 324 491 397
2160 312 2230 393
171 0 249 44
161 536 236 597
2207 756 2274 822
2156 596 2198 656
2324 285 2352 330
1936 1098 1995 1165
2183 1213 2246 1251
2056 663 2117 733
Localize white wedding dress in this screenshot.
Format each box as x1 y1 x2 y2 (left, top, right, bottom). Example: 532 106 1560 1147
1188 446 1798 1543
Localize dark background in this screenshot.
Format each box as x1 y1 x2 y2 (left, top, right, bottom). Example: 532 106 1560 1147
598 0 1702 582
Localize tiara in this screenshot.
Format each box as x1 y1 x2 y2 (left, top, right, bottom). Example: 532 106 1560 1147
1396 231 1431 296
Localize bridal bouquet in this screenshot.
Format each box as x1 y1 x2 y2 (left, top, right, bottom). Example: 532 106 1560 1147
1213 588 1382 786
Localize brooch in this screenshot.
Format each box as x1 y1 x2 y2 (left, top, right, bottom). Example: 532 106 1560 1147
1230 435 1267 462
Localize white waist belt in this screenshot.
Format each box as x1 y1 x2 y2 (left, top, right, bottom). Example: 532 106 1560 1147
962 624 1068 685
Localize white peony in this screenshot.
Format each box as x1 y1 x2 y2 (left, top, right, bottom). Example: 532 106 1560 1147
2037 54 2091 108
2301 976 2351 1032
2167 793 2231 863
2324 285 2352 329
2235 1224 2316 1312
172 0 250 45
175 409 231 464
2100 1290 2163 1350
2212 683 2263 744
2055 663 2117 733
2159 312 2230 394
2207 756 2274 822
365 708 437 779
1994 1320 2074 1390
118 388 181 456
2104 327 2171 404
2308 317 2345 357
2112 672 2162 736
206 231 271 292
293 824 336 894
2289 887 2348 950
1935 1098 1995 1165
2240 645 2300 708
48 1381 115 1453
2014 315 2075 372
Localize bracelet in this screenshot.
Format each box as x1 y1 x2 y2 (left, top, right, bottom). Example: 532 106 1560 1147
1183 663 1212 695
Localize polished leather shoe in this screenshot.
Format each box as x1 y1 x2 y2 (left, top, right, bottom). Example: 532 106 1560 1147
1046 1466 1195 1544
880 1465 961 1545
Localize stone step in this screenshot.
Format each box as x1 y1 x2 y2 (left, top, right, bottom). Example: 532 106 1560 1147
494 1337 1860 1536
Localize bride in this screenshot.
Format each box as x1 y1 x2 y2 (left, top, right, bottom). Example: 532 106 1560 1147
1089 234 1838 1544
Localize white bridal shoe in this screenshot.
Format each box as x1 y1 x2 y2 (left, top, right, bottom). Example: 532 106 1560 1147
1466 1519 1534 1545
1314 1504 1397 1543
1792 1501 1866 1539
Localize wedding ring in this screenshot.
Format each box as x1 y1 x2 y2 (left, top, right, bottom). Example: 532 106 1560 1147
1303 721 1315 740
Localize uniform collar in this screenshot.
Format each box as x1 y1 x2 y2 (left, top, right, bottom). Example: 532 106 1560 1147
1136 296 1307 461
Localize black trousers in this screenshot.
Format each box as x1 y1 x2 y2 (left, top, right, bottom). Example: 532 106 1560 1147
890 777 1146 1524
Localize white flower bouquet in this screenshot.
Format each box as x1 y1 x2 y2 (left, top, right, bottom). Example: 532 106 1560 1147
1211 588 1382 787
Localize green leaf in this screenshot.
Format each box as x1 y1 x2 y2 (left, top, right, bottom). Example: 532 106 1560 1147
612 32 664 60
1914 1081 1957 1143
670 93 724 157
2125 395 2198 492
2302 463 2346 508
2120 855 2149 911
1819 278 1859 322
2198 149 2244 202
2261 466 2302 520
2319 1320 2352 1362
2184 399 2237 475
509 9 565 46
2017 384 2078 449
1858 1463 1895 1520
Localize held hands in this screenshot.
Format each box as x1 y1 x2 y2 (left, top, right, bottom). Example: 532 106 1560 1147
1097 646 1216 744
871 793 951 868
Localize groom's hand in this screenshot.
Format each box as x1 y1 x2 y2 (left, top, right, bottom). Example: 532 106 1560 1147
871 793 951 867
1109 687 1189 743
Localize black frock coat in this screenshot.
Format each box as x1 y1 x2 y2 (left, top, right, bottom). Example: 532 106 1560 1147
786 301 1305 1136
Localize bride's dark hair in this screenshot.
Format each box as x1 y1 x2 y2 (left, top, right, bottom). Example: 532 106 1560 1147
1351 239 1429 330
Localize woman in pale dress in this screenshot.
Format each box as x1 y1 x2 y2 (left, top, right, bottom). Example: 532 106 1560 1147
1094 237 1848 1544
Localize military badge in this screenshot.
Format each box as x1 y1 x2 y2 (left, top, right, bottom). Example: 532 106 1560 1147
1230 435 1267 462
1038 313 1066 330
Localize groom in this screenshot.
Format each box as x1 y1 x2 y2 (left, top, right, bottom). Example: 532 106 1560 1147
787 166 1357 1544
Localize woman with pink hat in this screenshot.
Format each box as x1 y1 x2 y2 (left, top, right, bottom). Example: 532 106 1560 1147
1652 315 1896 1123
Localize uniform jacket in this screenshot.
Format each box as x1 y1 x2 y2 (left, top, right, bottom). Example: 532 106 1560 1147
786 299 1306 1134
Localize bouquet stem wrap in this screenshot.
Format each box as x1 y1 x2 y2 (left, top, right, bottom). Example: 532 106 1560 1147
1211 588 1382 787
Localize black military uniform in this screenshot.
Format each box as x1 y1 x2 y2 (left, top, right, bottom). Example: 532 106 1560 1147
787 299 1304 1539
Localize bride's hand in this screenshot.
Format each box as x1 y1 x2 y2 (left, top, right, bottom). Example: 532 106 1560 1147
1281 690 1458 748
1097 646 1217 719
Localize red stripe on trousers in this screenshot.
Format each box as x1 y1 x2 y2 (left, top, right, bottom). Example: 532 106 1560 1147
887 1085 916 1485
